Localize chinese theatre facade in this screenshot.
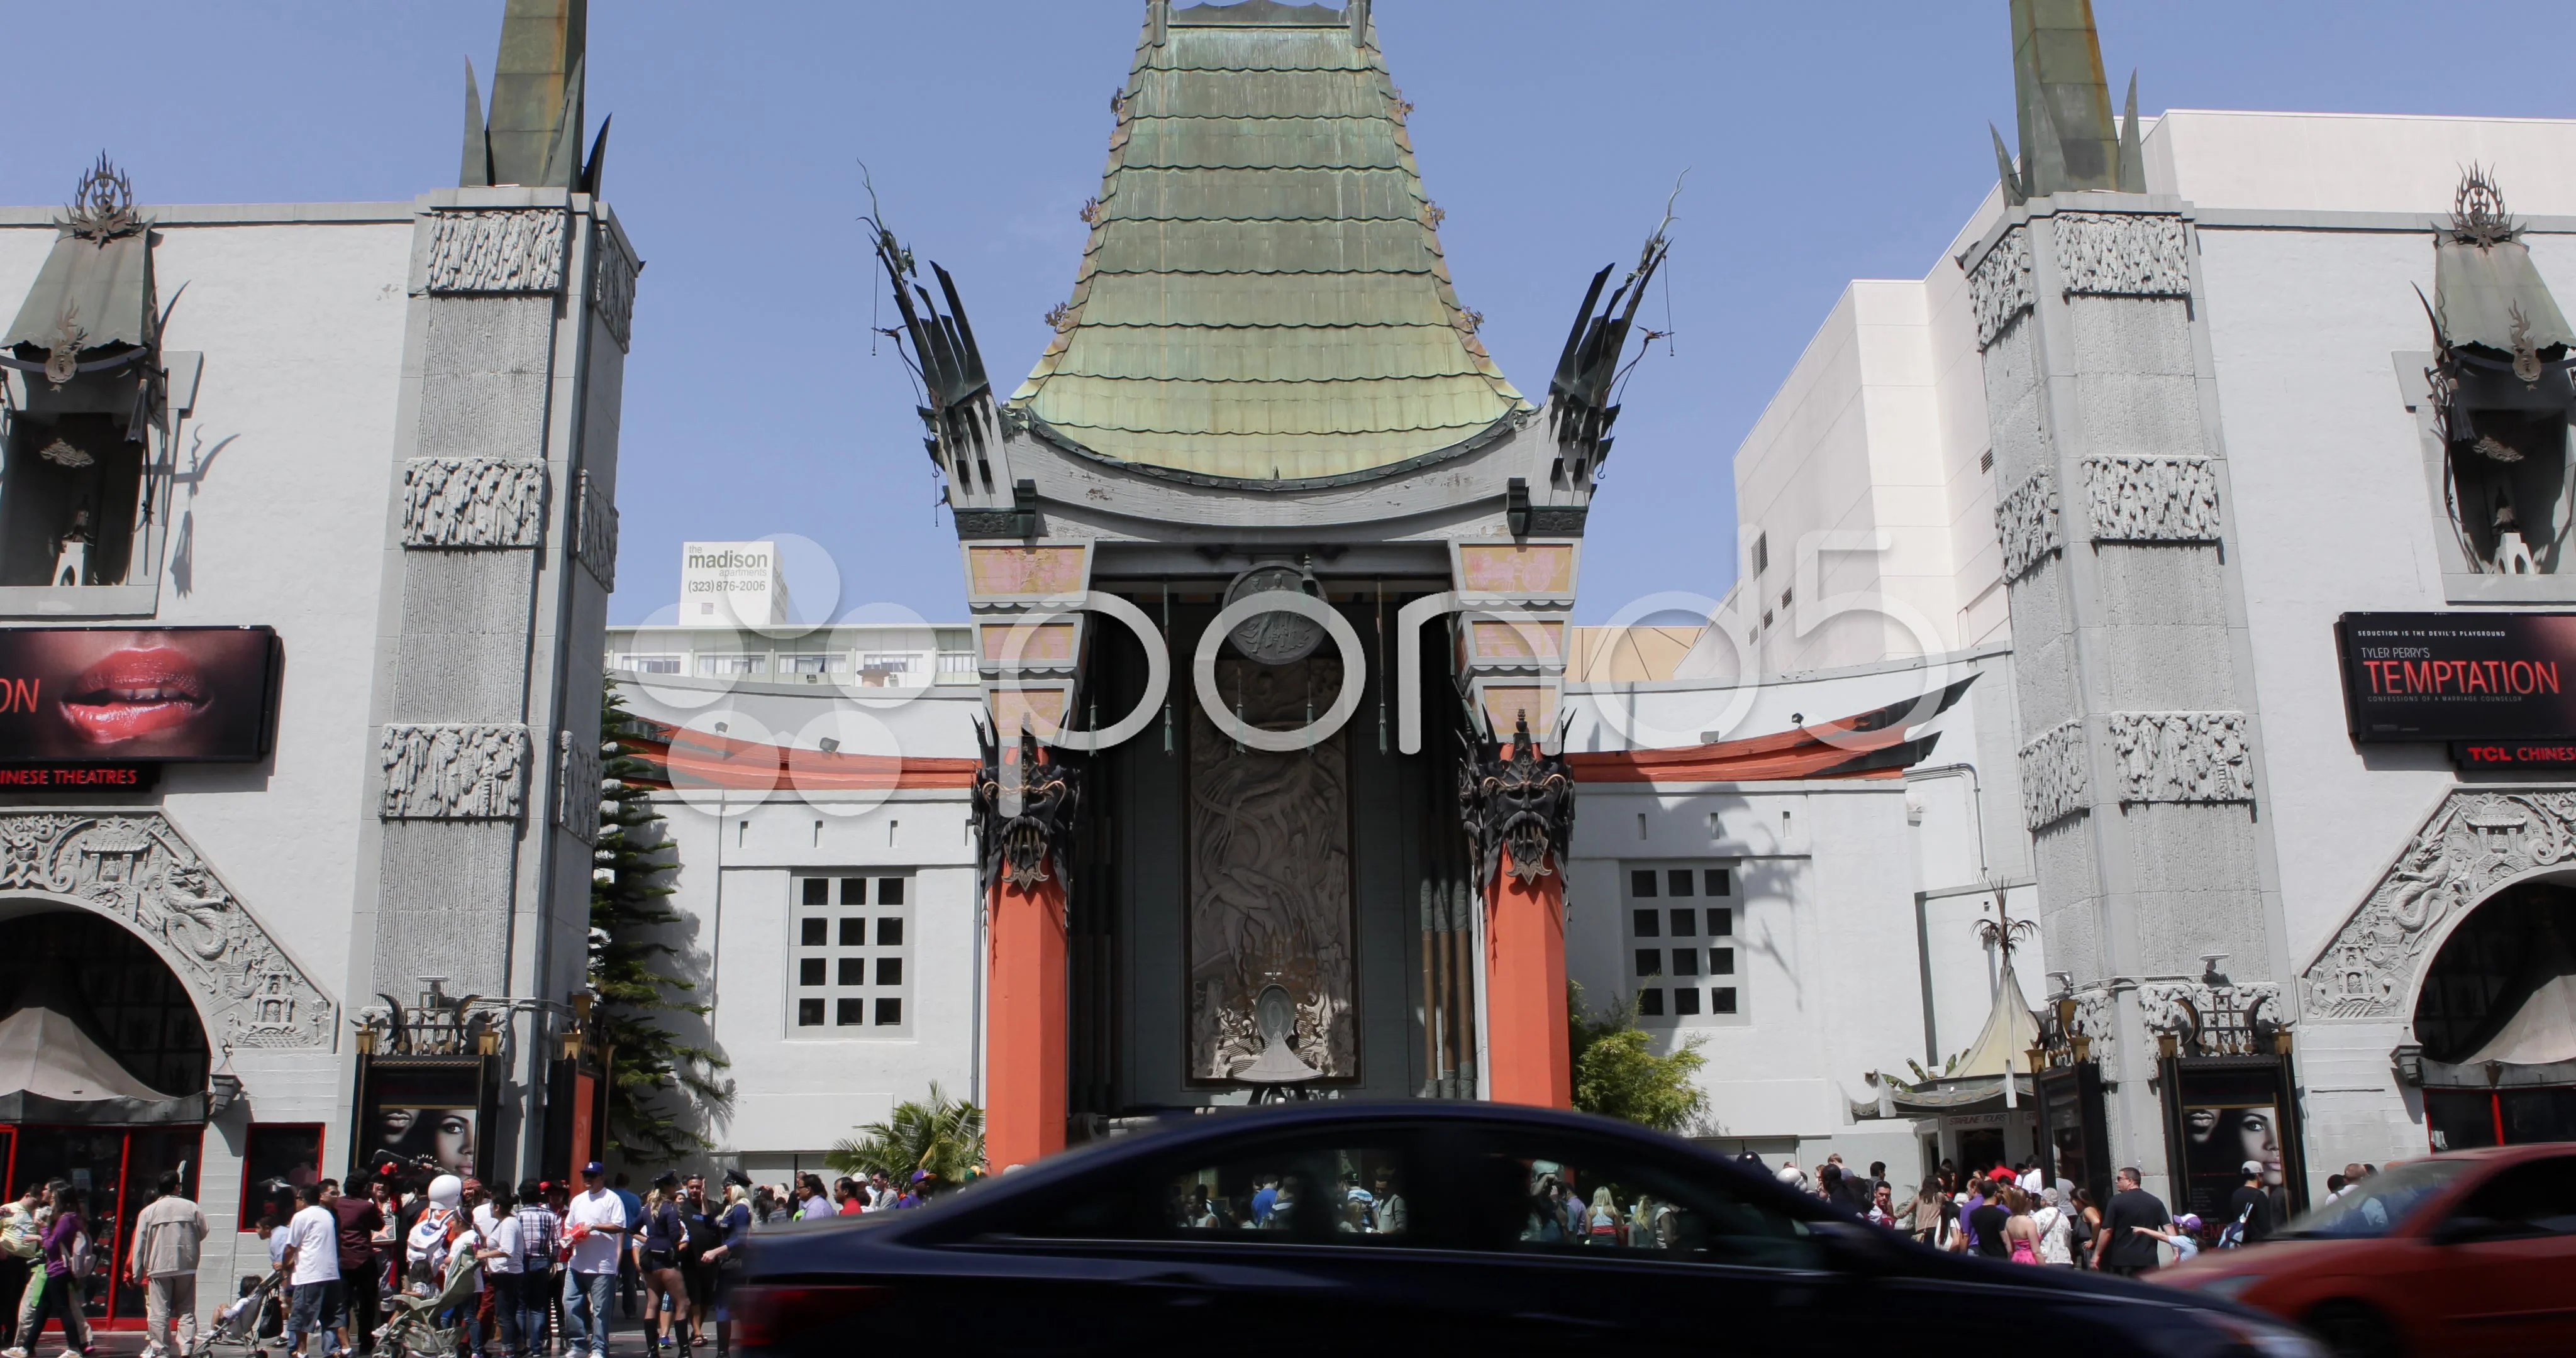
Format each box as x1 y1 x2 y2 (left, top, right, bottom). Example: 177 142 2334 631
883 0 1668 1164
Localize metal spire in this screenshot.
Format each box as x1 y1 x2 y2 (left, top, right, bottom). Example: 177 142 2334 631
2006 0 2136 197
467 0 588 189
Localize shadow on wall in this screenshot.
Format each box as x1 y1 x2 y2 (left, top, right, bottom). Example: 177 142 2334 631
165 430 238 598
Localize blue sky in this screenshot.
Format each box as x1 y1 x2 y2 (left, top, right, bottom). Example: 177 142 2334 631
11 2 2576 624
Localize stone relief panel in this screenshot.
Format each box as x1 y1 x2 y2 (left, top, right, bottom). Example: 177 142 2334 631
0 811 335 1049
2084 456 2221 542
592 224 637 350
1970 227 2033 350
2106 712 2253 804
1187 654 1357 1085
2019 719 2090 831
557 728 601 844
2054 213 2192 299
402 458 547 548
1996 466 2063 582
2304 790 2576 1020
421 209 567 294
380 723 530 820
2070 988 2120 1071
575 470 618 590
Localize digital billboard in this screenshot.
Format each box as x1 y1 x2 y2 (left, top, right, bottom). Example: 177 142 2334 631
2334 612 2576 743
0 626 279 763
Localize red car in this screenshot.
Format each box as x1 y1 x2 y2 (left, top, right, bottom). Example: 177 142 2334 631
2157 1144 2576 1355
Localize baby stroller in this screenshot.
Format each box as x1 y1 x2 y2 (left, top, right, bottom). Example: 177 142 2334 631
193 1271 284 1358
374 1242 479 1358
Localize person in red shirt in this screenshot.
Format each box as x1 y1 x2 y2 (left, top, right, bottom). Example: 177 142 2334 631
833 1179 866 1217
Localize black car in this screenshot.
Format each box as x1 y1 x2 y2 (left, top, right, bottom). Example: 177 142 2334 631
732 1101 2321 1355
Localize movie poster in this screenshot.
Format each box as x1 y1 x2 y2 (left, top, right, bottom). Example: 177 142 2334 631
2335 612 2576 742
357 1058 489 1180
0 626 277 761
2169 1064 2298 1221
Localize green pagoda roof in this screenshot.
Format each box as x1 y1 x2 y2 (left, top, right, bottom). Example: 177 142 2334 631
1010 0 1528 483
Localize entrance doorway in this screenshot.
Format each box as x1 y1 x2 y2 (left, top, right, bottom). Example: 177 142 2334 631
1957 1127 2005 1176
2412 880 2576 1150
0 909 211 1332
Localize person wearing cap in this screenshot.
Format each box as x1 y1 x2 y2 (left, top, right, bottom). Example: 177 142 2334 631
560 1163 628 1358
2225 1160 2276 1246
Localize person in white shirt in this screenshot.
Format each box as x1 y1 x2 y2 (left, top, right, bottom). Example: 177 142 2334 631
474 1189 526 1358
562 1164 629 1358
279 1181 345 1358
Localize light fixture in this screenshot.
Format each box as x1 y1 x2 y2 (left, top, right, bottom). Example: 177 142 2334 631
2070 1034 2091 1063
2390 1042 2423 1086
2157 1032 2179 1061
354 1026 377 1057
206 1045 243 1118
475 1027 501 1057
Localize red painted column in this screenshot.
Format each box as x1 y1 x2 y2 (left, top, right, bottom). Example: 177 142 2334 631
985 874 1068 1169
1484 850 1571 1108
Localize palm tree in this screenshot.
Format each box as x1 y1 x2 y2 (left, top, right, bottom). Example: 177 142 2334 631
824 1084 985 1188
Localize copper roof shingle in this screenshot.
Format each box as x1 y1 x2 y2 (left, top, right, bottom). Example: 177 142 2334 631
1011 1 1526 483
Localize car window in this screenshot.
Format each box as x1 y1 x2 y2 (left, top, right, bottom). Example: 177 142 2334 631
1457 1134 1826 1271
1005 1136 1414 1245
2275 1159 2472 1239
2441 1157 2576 1238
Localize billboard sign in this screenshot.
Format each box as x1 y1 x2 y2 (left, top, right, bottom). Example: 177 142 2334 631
0 626 279 763
680 541 791 629
2334 612 2576 743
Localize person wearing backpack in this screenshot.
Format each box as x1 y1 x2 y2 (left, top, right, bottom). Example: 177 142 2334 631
2222 1159 2275 1248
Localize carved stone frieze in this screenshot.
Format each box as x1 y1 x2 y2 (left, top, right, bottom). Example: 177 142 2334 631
592 224 637 350
380 724 530 820
2084 456 2221 542
2106 712 2253 805
2019 719 2089 831
1996 466 2063 582
557 728 601 844
2054 212 2192 299
2070 988 2119 1071
420 209 567 294
2138 980 2283 1055
1970 227 2033 350
2304 790 2576 1020
0 810 335 1049
402 458 546 548
574 470 618 590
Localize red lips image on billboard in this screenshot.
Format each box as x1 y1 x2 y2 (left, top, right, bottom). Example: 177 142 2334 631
0 626 279 762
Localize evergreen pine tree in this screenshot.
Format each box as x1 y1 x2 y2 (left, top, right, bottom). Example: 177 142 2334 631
592 677 730 1163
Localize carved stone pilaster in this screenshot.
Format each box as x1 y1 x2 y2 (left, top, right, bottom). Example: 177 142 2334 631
2019 719 2090 831
574 470 618 590
401 458 546 548
420 209 567 294
2105 712 2253 805
592 224 638 350
1970 227 2033 350
2054 213 2192 300
380 724 530 820
2084 456 2221 542
2070 988 2120 1071
2303 790 2576 1020
557 729 601 844
1996 466 2063 582
0 810 335 1049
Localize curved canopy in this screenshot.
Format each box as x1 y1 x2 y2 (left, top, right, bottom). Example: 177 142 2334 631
0 1003 200 1125
2461 971 2576 1068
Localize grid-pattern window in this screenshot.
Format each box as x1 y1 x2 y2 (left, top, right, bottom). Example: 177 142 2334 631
1621 863 1740 1025
791 873 911 1035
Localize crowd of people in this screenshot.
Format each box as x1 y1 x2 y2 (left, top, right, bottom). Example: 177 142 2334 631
1759 1148 2369 1273
0 1171 209 1358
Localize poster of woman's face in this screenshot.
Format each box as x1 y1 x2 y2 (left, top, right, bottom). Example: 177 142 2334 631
2181 1103 2287 1213
360 1060 486 1179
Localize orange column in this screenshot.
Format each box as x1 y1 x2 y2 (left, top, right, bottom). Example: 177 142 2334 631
1484 851 1571 1108
985 874 1069 1168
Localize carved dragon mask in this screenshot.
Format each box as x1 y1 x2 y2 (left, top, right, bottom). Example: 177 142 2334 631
1461 712 1575 888
974 722 1080 890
